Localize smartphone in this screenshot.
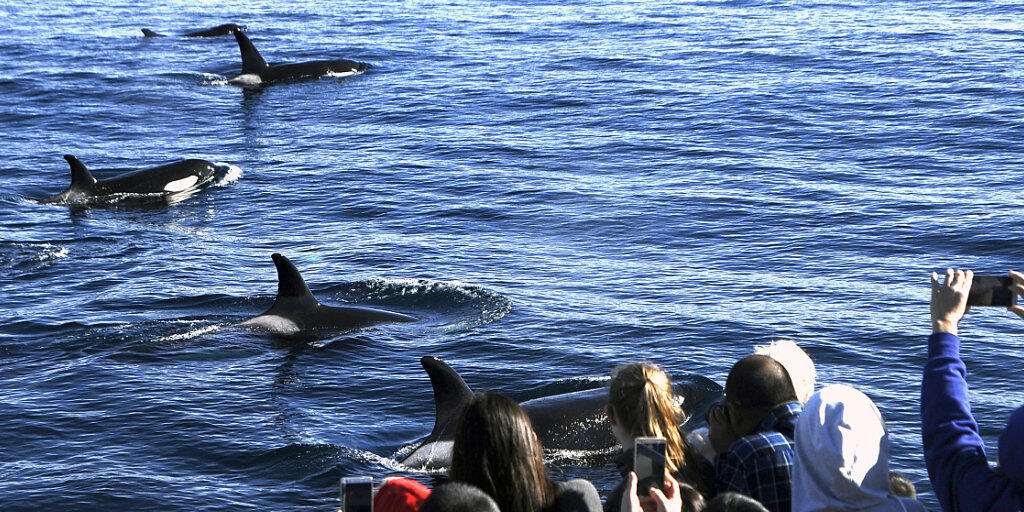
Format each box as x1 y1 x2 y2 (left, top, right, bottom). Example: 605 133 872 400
968 275 1015 307
340 476 373 512
634 436 667 496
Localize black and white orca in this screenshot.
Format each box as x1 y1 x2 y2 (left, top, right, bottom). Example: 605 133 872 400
227 29 368 87
44 154 228 204
142 23 246 38
399 356 723 470
236 253 417 336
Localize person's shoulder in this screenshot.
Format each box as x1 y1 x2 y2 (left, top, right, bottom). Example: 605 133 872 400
550 479 602 512
731 429 794 455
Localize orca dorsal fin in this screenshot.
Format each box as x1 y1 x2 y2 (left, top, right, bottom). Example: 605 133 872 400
270 253 318 307
64 154 97 190
233 29 268 74
141 29 166 37
420 356 475 443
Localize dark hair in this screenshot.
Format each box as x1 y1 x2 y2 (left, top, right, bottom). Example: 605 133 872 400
888 471 916 499
450 392 556 512
676 482 706 512
417 483 500 512
704 492 769 512
725 355 797 408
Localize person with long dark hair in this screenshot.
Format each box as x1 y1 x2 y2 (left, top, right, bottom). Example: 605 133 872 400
450 392 602 512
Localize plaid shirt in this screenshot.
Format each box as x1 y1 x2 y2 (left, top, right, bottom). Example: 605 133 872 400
714 401 801 512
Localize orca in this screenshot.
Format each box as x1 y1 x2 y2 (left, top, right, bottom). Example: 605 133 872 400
142 23 246 38
227 29 368 87
44 154 227 204
236 253 417 336
399 356 723 470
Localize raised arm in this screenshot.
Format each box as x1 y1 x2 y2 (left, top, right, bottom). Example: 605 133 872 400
922 269 1022 512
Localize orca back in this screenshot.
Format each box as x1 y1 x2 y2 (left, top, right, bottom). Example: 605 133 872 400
184 24 244 37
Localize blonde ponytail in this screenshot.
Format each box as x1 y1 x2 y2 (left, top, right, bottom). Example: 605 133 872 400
609 362 688 474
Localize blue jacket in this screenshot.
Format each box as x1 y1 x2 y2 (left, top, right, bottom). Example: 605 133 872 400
921 332 1024 512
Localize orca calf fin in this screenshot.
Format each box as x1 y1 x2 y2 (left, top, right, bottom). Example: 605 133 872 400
63 155 97 191
233 29 269 74
420 356 475 443
141 29 166 37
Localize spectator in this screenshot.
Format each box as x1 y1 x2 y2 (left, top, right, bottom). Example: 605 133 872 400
792 384 927 512
417 483 500 512
924 268 1024 511
707 355 801 512
604 362 713 512
451 392 602 512
689 340 816 463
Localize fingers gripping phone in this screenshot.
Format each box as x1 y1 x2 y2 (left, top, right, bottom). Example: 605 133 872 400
967 275 1015 307
340 476 373 512
634 437 667 496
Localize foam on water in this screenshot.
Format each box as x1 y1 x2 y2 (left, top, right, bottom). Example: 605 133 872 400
213 163 243 186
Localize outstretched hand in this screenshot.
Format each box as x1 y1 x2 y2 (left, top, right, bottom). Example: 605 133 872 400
930 268 972 335
621 471 682 512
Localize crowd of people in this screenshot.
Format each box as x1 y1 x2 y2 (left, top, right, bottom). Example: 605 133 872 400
341 269 1024 512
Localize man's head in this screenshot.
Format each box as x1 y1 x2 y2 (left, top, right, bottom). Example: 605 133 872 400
753 339 816 403
724 355 798 436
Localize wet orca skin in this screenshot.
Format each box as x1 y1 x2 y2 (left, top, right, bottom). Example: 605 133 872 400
227 29 368 87
141 23 246 38
236 253 416 336
44 154 224 204
399 356 724 470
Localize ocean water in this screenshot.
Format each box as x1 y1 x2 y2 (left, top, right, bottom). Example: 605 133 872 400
2 0 1023 510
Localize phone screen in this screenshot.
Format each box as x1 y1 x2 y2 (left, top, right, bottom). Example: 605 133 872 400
340 476 373 512
968 275 1014 307
634 437 667 495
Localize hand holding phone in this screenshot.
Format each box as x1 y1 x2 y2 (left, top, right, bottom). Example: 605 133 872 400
634 437 667 496
340 476 373 512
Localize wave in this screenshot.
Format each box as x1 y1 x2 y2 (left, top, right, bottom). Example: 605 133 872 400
0 241 70 268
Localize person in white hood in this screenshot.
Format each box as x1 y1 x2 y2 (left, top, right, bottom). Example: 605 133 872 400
792 385 926 512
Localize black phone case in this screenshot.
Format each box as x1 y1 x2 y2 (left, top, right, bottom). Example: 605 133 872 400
967 275 1013 307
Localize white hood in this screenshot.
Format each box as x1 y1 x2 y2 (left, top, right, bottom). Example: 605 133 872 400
793 385 918 512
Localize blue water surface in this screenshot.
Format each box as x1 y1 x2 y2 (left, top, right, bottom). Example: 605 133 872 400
2 0 1023 510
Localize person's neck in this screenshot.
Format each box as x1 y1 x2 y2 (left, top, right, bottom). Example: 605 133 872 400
612 423 634 449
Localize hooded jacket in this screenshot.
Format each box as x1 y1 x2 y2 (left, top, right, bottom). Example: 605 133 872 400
793 385 927 512
921 332 1023 512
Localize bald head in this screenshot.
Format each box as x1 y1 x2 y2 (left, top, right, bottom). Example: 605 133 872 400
726 354 797 409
